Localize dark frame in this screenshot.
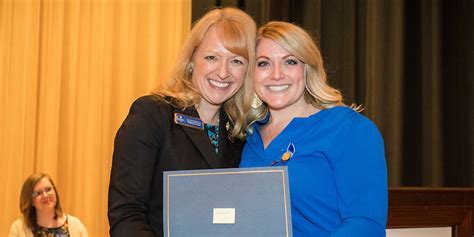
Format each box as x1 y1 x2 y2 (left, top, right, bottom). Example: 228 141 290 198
387 188 474 237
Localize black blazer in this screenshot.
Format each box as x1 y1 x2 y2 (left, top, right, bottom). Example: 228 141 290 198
108 95 244 236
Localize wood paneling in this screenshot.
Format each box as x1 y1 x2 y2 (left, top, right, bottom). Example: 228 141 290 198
388 188 474 237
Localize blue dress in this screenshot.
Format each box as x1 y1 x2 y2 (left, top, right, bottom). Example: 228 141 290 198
240 106 388 237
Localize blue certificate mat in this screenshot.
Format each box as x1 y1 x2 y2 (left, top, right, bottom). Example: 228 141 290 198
163 167 292 237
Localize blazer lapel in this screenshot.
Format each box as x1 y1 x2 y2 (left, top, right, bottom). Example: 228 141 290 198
173 106 220 168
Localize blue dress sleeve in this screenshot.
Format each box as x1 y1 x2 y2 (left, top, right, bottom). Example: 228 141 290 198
329 116 388 237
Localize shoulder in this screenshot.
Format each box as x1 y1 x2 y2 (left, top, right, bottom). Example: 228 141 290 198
9 219 31 237
324 106 379 131
66 215 88 236
10 218 27 229
346 109 381 137
324 107 385 168
130 95 172 112
10 218 24 226
321 106 360 120
335 108 384 150
125 95 175 124
66 214 83 224
318 106 383 148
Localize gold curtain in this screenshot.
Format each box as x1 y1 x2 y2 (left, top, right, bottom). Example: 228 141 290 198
0 0 191 236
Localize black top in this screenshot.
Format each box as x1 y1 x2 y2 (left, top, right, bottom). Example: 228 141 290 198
108 95 244 236
33 216 69 237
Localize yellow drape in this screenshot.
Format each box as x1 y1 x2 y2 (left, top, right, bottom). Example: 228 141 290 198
0 0 191 236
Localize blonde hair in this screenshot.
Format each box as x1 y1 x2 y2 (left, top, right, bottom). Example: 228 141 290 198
248 21 345 128
19 173 63 229
153 7 256 140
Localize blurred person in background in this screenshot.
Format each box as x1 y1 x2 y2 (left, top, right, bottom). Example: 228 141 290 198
9 173 88 237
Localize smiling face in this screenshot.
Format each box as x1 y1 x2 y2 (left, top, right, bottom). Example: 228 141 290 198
191 26 248 109
31 177 57 213
254 38 307 112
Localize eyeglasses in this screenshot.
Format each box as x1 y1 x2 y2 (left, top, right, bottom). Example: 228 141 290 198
32 186 54 198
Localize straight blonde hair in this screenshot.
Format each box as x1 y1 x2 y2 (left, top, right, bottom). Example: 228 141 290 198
153 7 256 140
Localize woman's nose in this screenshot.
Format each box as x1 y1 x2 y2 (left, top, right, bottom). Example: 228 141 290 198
218 62 229 79
271 64 284 80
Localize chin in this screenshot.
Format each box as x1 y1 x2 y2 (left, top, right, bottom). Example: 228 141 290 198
209 97 230 105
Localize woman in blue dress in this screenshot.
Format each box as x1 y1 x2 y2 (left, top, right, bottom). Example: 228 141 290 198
240 21 388 237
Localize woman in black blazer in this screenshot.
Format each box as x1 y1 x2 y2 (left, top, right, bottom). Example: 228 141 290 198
107 7 256 237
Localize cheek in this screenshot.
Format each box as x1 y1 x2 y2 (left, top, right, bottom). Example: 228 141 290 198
32 198 45 208
292 67 305 82
231 67 247 83
194 61 213 75
296 74 306 89
252 70 267 85
252 79 266 97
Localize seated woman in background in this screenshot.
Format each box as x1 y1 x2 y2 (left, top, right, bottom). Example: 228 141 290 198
9 173 88 237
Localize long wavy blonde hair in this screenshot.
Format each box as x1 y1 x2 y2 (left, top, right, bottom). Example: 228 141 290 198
247 21 346 130
153 7 256 140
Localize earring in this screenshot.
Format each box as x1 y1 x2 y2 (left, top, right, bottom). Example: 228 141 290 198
189 66 193 74
251 93 263 109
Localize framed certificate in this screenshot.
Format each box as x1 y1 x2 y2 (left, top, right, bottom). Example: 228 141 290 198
163 166 293 237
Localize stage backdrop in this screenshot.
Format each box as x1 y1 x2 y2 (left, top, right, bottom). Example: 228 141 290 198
192 0 474 187
0 0 191 236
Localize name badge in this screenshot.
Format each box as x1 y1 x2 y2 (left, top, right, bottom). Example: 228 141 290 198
174 113 204 130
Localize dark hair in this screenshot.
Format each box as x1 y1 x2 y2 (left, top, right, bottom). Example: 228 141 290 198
19 173 63 229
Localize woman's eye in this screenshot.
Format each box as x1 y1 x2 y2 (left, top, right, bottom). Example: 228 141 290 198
231 59 244 65
204 55 217 61
285 59 298 65
257 61 269 67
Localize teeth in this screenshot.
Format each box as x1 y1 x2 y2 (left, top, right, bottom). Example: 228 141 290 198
209 79 230 88
268 85 289 92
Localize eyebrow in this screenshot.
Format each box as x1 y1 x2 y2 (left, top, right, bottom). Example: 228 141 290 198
203 50 244 56
256 54 296 60
202 50 218 54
